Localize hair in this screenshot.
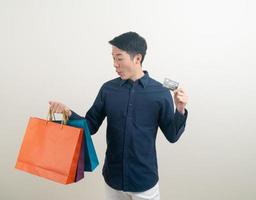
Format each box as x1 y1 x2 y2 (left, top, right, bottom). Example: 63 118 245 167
109 31 147 64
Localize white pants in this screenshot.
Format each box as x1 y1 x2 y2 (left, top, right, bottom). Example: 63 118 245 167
105 182 160 200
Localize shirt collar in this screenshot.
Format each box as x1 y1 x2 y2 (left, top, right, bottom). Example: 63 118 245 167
119 70 149 88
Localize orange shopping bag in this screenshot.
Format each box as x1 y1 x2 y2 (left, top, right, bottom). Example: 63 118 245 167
15 110 83 184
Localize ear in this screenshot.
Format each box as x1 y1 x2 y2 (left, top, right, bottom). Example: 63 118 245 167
134 54 142 65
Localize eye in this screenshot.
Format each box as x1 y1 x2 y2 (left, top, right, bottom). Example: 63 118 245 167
112 56 123 61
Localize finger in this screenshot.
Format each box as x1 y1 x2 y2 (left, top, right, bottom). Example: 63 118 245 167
59 105 65 113
57 104 65 113
177 91 184 96
174 90 179 96
175 93 185 99
173 89 178 93
178 88 185 94
52 103 59 113
49 102 54 110
177 91 188 97
176 96 183 102
177 95 188 101
49 101 56 107
55 104 61 113
176 96 188 103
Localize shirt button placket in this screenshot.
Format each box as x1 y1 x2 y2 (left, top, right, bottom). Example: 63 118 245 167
123 83 135 190
127 85 135 117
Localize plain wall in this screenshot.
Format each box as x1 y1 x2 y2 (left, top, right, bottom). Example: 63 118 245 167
1 0 255 199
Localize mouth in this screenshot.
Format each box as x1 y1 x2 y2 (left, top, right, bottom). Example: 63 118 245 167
117 71 123 76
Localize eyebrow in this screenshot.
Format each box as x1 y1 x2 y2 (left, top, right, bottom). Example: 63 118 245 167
112 53 123 56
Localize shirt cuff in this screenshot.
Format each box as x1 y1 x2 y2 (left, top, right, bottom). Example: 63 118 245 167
69 110 83 120
175 108 188 124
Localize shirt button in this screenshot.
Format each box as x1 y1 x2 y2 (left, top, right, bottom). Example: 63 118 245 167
129 103 132 106
131 90 135 93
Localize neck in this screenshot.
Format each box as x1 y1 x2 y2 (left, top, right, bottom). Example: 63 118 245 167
130 69 145 81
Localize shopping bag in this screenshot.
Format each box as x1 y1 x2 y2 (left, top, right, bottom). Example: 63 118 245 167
81 119 99 171
75 136 84 182
15 111 83 184
54 119 99 171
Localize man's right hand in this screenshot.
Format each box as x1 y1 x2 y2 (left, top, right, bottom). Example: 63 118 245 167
48 101 72 117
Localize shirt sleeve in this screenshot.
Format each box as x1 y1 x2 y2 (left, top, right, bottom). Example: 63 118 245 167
69 84 106 135
158 90 188 143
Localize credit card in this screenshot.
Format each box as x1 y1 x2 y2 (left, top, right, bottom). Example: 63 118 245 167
163 78 179 91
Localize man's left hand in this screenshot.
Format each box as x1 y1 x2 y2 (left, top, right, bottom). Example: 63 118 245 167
173 88 188 114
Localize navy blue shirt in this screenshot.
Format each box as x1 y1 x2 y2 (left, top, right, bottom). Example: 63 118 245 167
70 71 188 192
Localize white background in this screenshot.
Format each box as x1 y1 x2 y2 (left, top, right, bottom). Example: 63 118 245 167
1 0 255 199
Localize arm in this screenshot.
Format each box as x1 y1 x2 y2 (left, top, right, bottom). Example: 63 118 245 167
69 84 106 135
158 91 188 143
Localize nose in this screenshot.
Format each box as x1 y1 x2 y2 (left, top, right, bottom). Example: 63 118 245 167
113 60 119 69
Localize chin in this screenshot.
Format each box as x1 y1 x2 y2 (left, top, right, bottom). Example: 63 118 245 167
120 76 127 80
119 74 128 80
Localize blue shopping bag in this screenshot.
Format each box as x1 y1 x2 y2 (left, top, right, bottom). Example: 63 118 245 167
54 119 99 171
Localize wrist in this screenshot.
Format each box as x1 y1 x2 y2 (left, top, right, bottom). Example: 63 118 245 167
64 107 72 117
68 110 72 117
177 108 185 115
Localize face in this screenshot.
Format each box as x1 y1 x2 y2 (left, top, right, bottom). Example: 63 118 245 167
112 46 142 80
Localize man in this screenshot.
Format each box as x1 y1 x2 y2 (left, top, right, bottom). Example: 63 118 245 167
49 31 188 200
